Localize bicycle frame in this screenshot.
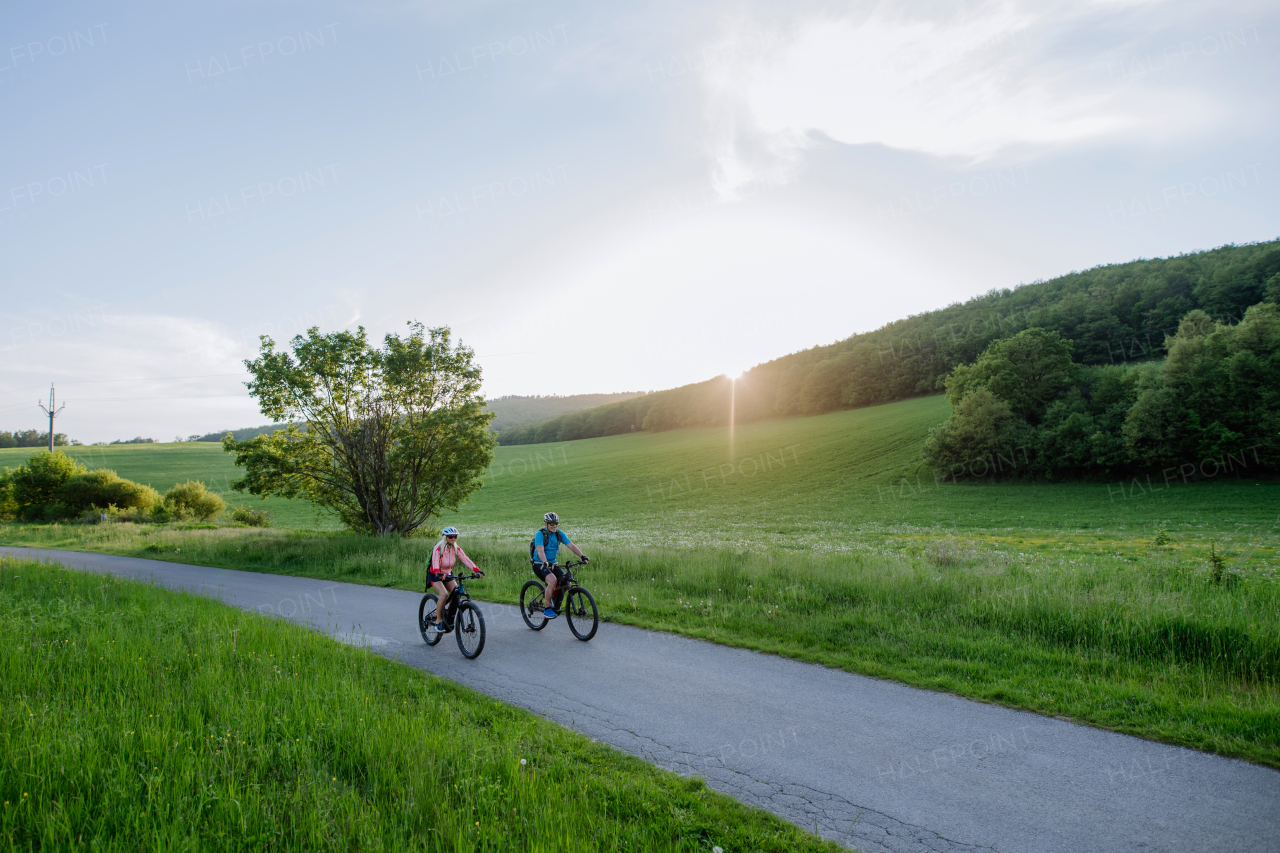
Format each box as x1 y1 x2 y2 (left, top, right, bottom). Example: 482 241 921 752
436 576 475 629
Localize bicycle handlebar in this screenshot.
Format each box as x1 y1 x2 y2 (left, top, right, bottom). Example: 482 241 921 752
439 571 485 580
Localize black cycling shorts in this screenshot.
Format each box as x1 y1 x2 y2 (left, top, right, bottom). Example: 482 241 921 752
532 563 566 585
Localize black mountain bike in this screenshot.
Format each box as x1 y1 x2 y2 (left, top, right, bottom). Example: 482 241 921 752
418 572 487 659
520 559 598 641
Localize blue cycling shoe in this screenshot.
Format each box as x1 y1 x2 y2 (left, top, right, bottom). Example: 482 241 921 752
543 607 558 619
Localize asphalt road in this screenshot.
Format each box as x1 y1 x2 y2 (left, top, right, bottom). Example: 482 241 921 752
6 546 1278 853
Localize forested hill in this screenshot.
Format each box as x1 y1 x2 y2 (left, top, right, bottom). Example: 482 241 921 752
484 392 644 432
498 240 1280 445
196 424 291 442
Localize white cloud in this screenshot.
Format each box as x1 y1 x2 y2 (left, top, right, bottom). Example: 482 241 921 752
0 311 260 442
697 2 1203 197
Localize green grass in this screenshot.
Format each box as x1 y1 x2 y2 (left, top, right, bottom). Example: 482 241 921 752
0 556 840 852
3 522 1277 768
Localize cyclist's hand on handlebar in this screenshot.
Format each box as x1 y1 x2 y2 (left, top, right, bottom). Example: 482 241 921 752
472 569 485 578
580 555 589 564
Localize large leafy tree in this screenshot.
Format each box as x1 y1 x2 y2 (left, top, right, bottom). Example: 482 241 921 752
944 328 1075 425
224 323 495 536
921 387 1019 471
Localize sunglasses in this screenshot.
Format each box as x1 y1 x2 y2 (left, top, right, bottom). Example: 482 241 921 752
446 535 457 539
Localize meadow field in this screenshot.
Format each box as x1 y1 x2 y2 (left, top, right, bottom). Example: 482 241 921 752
3 396 1277 766
0 556 838 851
459 396 1278 555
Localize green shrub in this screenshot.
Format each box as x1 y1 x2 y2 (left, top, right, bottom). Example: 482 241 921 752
1153 522 1171 547
39 502 71 521
11 451 86 519
77 508 108 524
57 469 160 514
162 480 225 521
230 504 272 527
122 506 151 523
0 468 16 521
108 505 153 524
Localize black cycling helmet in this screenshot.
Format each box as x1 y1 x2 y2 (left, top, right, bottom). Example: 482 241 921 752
544 511 559 524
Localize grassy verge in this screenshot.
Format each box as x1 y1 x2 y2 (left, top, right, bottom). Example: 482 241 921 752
2 522 1277 769
0 556 840 852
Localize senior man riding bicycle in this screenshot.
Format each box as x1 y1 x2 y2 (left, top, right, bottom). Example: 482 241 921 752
531 511 587 619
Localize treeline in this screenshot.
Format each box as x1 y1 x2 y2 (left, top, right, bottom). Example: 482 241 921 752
194 424 291 443
498 240 1280 445
484 392 644 433
922 305 1279 480
0 430 70 448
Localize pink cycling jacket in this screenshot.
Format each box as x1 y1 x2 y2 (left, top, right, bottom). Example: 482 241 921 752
431 542 477 575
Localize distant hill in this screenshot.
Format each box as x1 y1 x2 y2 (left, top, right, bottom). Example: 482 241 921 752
195 424 291 443
187 396 644 446
484 393 644 432
498 239 1280 445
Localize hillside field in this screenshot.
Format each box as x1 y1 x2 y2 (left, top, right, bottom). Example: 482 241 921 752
461 395 1279 559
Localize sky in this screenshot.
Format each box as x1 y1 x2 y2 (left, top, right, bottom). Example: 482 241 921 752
1 0 1277 443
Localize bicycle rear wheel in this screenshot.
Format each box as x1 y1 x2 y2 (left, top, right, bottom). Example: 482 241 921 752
520 580 548 631
565 587 598 642
419 594 442 645
454 602 486 659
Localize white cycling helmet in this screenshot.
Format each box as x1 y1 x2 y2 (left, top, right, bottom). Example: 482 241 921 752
543 512 559 524
442 526 459 536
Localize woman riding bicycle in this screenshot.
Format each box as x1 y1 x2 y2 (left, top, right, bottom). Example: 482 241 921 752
427 526 482 633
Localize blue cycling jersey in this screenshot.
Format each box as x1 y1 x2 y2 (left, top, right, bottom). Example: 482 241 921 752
533 528 571 563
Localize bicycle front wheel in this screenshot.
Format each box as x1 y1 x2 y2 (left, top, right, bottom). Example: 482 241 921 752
454 602 486 659
520 580 548 631
565 587 598 642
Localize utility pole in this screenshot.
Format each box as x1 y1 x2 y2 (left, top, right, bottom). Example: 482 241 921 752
37 385 64 452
